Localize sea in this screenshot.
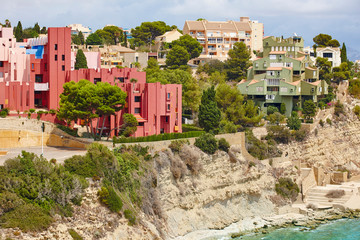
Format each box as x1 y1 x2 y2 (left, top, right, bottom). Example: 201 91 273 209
229 218 360 240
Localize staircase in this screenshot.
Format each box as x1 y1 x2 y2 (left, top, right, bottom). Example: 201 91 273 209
305 184 356 208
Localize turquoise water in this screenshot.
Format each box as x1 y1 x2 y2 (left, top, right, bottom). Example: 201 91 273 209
234 219 360 240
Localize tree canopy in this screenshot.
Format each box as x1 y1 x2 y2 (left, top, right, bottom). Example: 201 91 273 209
302 100 317 119
74 49 88 70
171 34 203 59
341 42 348 63
198 86 221 132
165 45 190 69
225 42 251 81
119 113 138 137
131 21 174 46
313 33 340 48
86 33 102 45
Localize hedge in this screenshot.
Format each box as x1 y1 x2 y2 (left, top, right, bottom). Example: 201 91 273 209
182 124 204 132
113 131 205 144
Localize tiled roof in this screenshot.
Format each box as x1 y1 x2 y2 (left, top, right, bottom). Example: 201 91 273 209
289 80 301 86
248 79 259 85
306 67 317 71
309 81 321 86
267 67 282 70
185 20 251 32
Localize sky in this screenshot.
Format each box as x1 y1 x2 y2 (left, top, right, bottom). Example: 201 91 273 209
2 0 360 60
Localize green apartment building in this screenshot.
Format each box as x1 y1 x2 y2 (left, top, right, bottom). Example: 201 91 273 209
238 36 328 116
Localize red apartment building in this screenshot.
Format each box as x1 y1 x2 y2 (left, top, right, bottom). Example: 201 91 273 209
0 27 182 137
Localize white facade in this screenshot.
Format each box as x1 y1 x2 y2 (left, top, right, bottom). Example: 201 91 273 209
67 24 92 40
316 47 341 68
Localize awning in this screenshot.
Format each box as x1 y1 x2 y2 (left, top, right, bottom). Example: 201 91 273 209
134 114 146 122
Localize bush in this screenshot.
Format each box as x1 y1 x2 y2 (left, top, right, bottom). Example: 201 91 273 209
354 105 360 119
287 111 301 130
326 118 332 125
0 108 9 118
267 105 279 115
169 139 189 153
98 185 123 212
182 124 203 132
218 138 230 152
194 133 218 154
275 178 299 202
68 229 83 240
0 203 53 232
29 108 36 113
57 124 79 137
266 125 292 144
267 112 285 125
280 103 286 115
49 109 57 115
334 100 345 117
245 130 282 160
219 120 237 133
179 145 201 175
292 129 308 142
0 192 24 216
326 189 345 198
319 119 324 127
124 209 136 225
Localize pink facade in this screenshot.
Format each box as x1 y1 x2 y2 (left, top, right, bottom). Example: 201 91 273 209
0 26 182 137
70 51 101 70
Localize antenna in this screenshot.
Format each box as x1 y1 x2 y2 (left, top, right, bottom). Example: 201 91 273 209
294 33 298 37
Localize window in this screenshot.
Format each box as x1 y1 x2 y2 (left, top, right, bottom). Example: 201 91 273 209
167 93 170 99
55 44 57 50
0 61 3 67
94 78 101 84
134 96 141 102
266 95 275 100
167 104 170 111
267 71 275 76
118 77 124 83
55 55 58 61
45 63 47 71
35 74 43 83
139 122 144 126
323 52 333 58
62 55 65 61
267 86 279 92
135 56 139 62
31 63 34 70
293 71 300 75
135 108 140 114
266 79 280 85
165 116 169 122
62 65 65 71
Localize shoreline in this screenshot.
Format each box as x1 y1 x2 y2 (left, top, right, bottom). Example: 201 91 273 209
173 207 360 240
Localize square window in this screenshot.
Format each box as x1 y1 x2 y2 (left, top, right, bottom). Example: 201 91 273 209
31 63 34 69
134 96 141 102
0 61 3 67
167 104 170 111
55 55 58 61
167 93 170 99
135 108 140 114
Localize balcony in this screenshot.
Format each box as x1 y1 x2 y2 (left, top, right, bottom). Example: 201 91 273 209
34 82 49 91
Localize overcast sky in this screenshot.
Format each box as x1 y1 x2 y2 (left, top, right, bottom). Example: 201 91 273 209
2 0 360 59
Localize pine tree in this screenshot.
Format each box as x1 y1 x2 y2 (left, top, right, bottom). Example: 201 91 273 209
33 22 40 34
14 21 23 42
74 49 88 70
123 32 128 47
198 86 221 132
78 31 85 45
341 42 347 63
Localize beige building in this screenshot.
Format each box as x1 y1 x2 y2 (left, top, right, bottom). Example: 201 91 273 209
183 17 263 63
67 24 92 40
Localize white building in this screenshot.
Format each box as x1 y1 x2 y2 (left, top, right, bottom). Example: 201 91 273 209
304 46 341 68
67 24 92 40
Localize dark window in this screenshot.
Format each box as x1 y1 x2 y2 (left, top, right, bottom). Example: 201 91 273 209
44 63 47 71
118 77 124 83
167 93 170 99
167 104 170 110
139 122 144 126
55 44 57 50
62 65 65 71
135 108 140 114
135 56 139 62
165 116 169 122
134 96 141 102
62 55 65 61
31 63 34 69
35 74 43 83
293 71 300 75
267 87 279 92
0 61 3 67
94 78 101 84
323 52 333 58
55 55 57 61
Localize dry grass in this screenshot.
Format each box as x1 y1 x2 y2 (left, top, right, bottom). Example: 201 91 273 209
326 189 345 198
179 145 202 175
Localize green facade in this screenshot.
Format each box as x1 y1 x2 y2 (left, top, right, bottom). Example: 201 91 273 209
238 36 328 116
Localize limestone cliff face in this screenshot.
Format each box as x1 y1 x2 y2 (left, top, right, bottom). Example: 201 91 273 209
154 145 279 238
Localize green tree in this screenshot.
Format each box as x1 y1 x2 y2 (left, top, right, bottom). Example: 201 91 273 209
199 86 221 132
122 32 128 47
131 21 171 46
171 35 202 59
286 111 301 130
33 22 40 34
316 57 332 82
40 27 47 34
166 45 190 69
103 26 123 45
280 103 286 115
303 100 317 119
78 31 85 45
313 33 340 48
209 71 226 85
225 42 251 81
341 42 348 63
14 21 23 42
196 59 226 75
120 113 138 137
86 33 102 45
5 19 11 27
194 133 218 154
71 34 81 45
74 49 88 70
267 112 285 125
183 77 202 116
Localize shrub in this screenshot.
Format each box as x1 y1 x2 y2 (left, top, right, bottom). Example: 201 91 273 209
194 133 218 154
326 189 345 198
334 100 345 117
275 178 299 202
280 103 286 115
219 120 237 133
0 203 53 232
287 111 301 130
49 109 57 115
267 112 285 125
170 155 186 179
124 209 136 225
57 124 79 137
182 124 203 132
248 161 256 168
68 229 84 240
319 119 324 127
266 125 292 144
354 105 360 119
0 110 7 118
169 139 189 153
326 118 332 125
0 192 24 216
218 138 230 152
267 105 279 115
98 185 123 212
179 145 201 175
292 129 308 142
29 108 36 113
245 130 282 160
